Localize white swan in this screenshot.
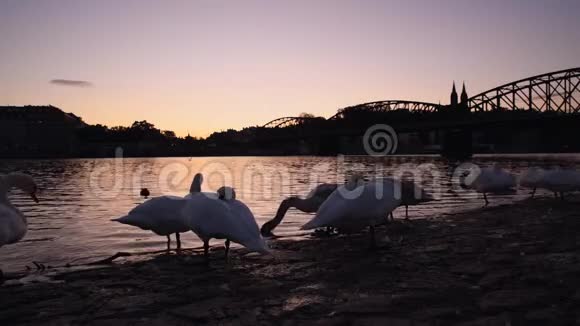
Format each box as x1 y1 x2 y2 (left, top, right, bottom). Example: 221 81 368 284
301 177 402 248
112 195 190 252
185 186 269 259
464 165 516 205
0 173 39 279
519 167 547 198
540 168 580 199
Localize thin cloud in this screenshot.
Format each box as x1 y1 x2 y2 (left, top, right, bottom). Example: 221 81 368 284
50 79 93 87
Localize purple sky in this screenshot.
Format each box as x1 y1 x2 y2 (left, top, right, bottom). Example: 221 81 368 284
1 0 579 136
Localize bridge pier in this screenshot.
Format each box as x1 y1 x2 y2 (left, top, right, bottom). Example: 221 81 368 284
441 128 473 160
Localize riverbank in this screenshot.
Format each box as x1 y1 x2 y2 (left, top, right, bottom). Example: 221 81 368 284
1 197 579 325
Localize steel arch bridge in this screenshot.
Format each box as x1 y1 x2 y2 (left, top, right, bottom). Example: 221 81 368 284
262 116 321 128
328 100 442 120
468 67 580 113
261 67 580 128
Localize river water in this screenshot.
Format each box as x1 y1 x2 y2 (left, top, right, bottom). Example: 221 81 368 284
1 154 579 272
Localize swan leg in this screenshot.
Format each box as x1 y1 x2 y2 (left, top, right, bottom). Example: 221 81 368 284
483 193 489 206
175 233 181 253
530 188 536 198
369 225 377 250
203 240 210 260
166 235 171 253
225 239 231 259
405 205 409 220
560 192 565 201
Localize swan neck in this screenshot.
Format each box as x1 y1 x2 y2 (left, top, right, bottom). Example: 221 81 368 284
190 175 203 193
261 197 297 234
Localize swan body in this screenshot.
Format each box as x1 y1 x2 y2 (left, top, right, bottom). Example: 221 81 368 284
0 173 38 248
301 178 401 246
112 195 190 251
540 168 580 197
464 165 516 205
184 191 269 256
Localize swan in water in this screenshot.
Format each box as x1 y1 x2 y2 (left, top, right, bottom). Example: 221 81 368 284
519 167 547 198
112 196 190 252
0 173 39 279
185 187 269 259
463 165 516 206
260 175 366 236
301 177 402 248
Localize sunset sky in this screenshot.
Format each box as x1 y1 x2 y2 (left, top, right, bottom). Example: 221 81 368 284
1 0 579 137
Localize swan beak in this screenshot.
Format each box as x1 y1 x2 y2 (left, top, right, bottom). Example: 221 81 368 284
30 192 39 203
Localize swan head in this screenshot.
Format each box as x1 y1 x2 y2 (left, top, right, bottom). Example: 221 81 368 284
217 186 236 200
190 173 203 193
3 173 39 203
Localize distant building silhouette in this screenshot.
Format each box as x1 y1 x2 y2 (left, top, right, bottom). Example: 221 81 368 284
450 82 458 106
460 82 468 105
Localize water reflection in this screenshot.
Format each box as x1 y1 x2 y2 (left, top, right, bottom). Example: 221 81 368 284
1 154 580 272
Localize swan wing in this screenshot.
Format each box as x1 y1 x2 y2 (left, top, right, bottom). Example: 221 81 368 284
184 195 268 254
303 179 400 230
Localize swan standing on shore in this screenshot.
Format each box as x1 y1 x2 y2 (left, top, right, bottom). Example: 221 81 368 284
112 196 190 252
519 167 547 198
185 187 269 259
301 178 401 248
540 168 580 199
464 165 516 206
0 173 39 279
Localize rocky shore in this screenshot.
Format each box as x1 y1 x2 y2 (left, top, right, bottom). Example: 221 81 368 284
1 198 580 325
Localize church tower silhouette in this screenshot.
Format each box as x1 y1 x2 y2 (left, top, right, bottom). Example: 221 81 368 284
460 82 468 104
450 82 458 106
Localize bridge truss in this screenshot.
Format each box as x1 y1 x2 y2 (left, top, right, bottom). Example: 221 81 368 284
262 116 320 128
328 100 442 120
468 67 580 113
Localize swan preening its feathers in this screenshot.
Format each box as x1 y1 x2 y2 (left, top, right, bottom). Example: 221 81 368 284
113 173 268 258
